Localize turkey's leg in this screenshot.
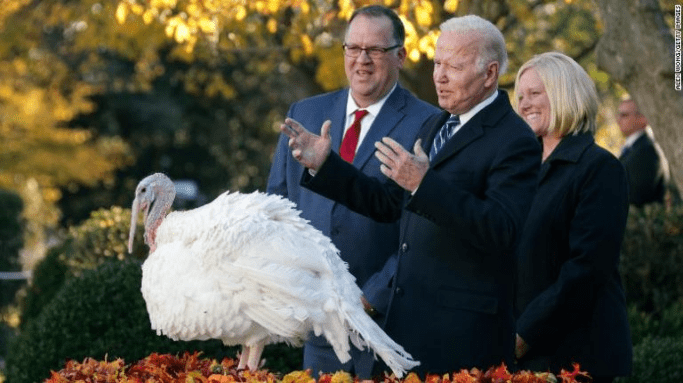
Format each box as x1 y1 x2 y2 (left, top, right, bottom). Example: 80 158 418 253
246 342 265 371
238 345 251 370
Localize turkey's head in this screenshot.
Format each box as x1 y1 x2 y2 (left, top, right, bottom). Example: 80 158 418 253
129 173 176 254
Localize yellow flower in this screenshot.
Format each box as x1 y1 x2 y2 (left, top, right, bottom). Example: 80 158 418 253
282 370 316 383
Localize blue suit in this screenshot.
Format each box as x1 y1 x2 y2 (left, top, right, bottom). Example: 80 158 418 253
302 90 541 375
267 84 439 377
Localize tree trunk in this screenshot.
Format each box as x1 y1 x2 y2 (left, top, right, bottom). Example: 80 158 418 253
594 0 683 194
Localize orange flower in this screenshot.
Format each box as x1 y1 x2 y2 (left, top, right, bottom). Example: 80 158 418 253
558 363 589 383
483 363 512 382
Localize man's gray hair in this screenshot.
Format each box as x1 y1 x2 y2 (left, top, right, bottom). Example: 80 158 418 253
440 15 508 75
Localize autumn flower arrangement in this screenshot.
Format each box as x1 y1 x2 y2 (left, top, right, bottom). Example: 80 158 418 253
44 352 590 383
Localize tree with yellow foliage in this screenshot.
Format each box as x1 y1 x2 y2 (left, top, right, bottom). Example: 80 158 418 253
0 3 134 264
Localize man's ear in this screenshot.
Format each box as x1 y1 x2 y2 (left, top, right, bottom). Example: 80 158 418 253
484 61 500 88
397 46 407 68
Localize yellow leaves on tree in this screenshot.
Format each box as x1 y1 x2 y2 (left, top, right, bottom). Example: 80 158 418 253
0 52 133 236
414 0 433 27
116 0 314 53
0 0 31 29
443 0 459 13
112 0 455 69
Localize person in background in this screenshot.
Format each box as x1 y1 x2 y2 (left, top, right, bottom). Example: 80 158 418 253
513 52 632 383
617 99 676 207
266 5 439 378
279 15 541 376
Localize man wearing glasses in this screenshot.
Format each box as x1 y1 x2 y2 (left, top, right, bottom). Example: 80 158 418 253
267 5 439 378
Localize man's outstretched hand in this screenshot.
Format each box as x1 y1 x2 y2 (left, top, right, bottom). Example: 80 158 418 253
280 118 332 172
375 138 429 192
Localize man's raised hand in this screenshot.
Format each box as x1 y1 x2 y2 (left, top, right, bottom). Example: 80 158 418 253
375 138 429 192
280 118 332 172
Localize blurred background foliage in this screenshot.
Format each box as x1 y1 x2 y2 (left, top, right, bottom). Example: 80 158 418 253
0 0 678 268
0 0 681 380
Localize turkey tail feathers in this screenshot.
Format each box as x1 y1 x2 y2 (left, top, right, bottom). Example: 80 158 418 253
338 300 420 378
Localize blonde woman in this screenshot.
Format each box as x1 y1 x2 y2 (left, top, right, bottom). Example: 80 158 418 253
513 52 632 382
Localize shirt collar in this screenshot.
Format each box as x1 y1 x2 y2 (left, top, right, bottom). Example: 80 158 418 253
346 83 397 118
456 90 499 126
622 129 646 149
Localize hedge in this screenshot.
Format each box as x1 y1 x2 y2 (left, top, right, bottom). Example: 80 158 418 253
620 204 683 314
0 189 25 308
615 336 683 383
18 206 146 328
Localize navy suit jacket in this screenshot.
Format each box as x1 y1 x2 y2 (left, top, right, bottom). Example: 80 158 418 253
515 133 632 378
302 90 542 375
268 85 439 289
619 131 668 206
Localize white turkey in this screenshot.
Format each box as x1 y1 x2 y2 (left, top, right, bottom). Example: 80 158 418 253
128 173 419 377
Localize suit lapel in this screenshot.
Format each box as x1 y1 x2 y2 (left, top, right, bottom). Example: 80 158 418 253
353 86 408 169
429 90 511 167
330 89 351 153
430 119 484 166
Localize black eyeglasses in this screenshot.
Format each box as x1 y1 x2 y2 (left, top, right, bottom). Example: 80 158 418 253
342 43 402 59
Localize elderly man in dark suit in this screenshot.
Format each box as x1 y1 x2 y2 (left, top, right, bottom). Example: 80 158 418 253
616 99 673 207
267 5 439 378
279 15 541 375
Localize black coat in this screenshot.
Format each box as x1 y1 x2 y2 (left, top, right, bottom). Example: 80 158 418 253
619 131 668 206
515 133 632 378
303 90 541 375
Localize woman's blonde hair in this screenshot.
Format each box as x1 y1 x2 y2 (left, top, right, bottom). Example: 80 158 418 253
514 52 598 136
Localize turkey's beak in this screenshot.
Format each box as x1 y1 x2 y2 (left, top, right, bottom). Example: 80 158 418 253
129 197 141 254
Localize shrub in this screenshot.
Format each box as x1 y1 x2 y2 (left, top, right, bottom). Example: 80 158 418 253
615 336 683 383
620 205 683 314
17 206 145 329
17 246 68 330
61 206 148 274
627 300 683 346
0 189 25 364
0 189 25 308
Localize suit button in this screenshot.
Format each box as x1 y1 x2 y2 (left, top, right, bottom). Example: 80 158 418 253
395 287 404 296
401 243 408 252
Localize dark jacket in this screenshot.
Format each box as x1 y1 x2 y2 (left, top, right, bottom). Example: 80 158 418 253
515 132 632 378
619 131 668 206
303 90 541 375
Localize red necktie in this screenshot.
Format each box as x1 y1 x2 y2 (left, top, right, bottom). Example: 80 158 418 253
340 109 369 163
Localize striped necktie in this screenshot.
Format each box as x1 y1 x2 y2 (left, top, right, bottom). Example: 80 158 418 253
430 115 460 161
